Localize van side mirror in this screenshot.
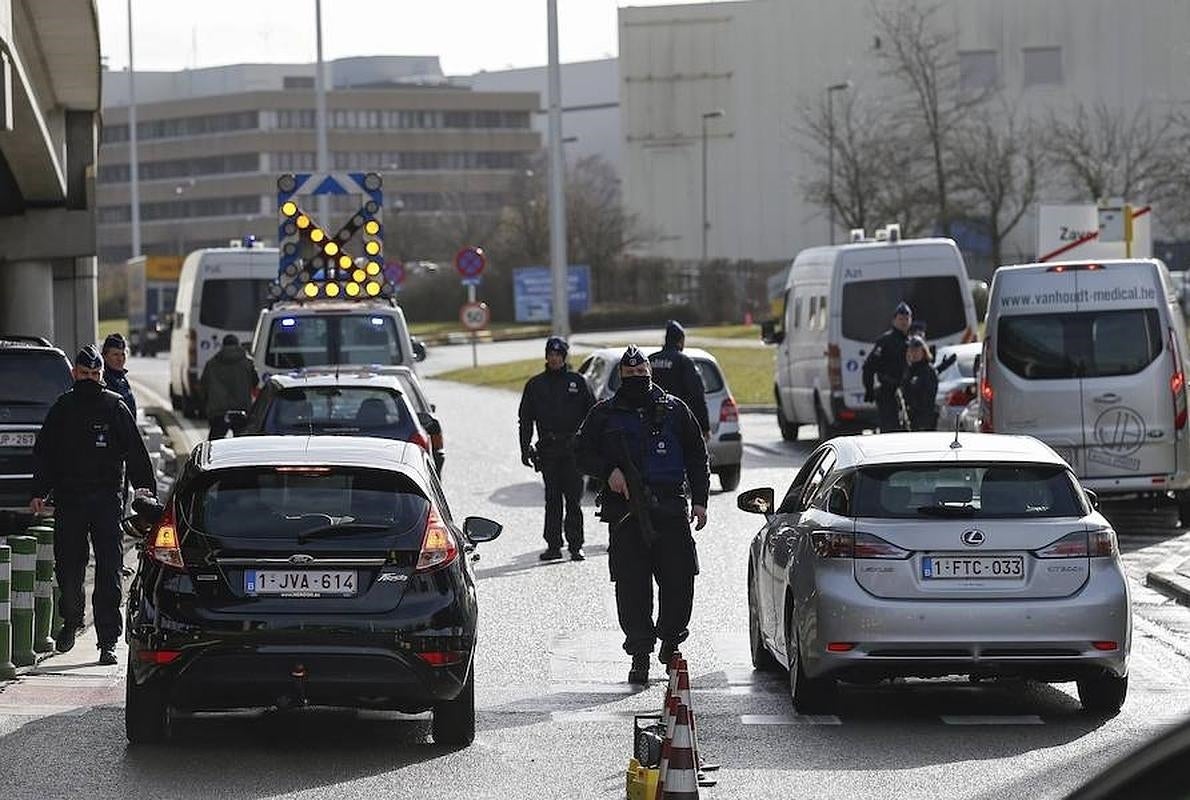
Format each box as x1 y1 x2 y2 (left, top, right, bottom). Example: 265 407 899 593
737 487 775 516
1084 488 1100 510
418 413 441 436
760 320 784 345
412 339 428 362
464 516 502 543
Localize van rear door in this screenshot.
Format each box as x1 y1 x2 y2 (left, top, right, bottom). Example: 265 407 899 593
1074 265 1175 479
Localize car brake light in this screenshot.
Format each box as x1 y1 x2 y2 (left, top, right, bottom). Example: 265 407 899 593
136 649 182 665
719 395 739 423
1089 528 1118 557
410 430 432 453
415 506 458 572
1169 329 1187 431
1092 641 1118 651
148 502 184 570
826 642 855 653
946 387 974 407
827 344 843 392
979 340 994 433
810 531 908 559
852 532 911 559
414 650 467 667
1035 531 1090 558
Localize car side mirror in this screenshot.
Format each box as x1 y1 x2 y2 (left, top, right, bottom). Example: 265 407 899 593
737 487 775 516
464 516 502 543
412 339 427 362
1084 488 1100 510
760 320 784 345
827 487 848 515
131 496 164 526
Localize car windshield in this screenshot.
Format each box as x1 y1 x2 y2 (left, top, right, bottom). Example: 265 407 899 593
0 352 72 404
264 386 414 436
852 463 1086 519
842 277 968 342
265 314 403 368
199 279 273 330
187 467 428 540
997 309 1162 379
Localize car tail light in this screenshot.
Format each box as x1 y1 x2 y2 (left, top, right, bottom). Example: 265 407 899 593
719 395 739 424
431 431 444 451
947 387 974 407
1035 531 1091 558
1092 641 1119 651
827 344 843 392
415 650 467 667
410 430 432 453
837 408 857 421
852 532 911 559
136 649 182 665
979 340 994 433
810 531 908 559
826 642 855 653
1089 528 1118 557
415 506 458 572
1169 329 1187 431
147 502 184 570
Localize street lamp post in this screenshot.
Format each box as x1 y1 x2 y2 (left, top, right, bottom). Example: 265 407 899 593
700 109 725 263
546 0 569 337
825 81 851 245
127 0 140 258
314 0 329 224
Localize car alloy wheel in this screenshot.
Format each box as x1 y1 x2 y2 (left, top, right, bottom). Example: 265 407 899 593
748 572 778 672
786 617 837 714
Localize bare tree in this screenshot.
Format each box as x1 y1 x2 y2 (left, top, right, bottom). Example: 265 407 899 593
951 105 1042 267
565 155 639 275
872 0 989 235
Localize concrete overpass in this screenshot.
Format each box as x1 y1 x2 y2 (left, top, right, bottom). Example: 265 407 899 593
0 0 101 353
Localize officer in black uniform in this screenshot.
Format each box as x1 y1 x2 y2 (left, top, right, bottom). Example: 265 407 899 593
518 337 595 561
575 345 710 684
29 345 156 664
901 335 939 431
648 321 710 438
862 301 913 432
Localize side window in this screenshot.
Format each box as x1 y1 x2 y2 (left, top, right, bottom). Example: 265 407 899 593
814 470 854 514
577 357 593 376
425 466 454 524
818 295 829 330
808 296 818 329
800 450 837 508
793 295 803 329
779 448 834 513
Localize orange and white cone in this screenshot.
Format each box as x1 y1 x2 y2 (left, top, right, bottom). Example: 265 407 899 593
653 694 680 800
660 702 699 799
673 658 720 780
660 654 682 734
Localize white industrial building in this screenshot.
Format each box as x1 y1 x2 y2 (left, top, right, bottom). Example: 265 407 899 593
618 0 1190 269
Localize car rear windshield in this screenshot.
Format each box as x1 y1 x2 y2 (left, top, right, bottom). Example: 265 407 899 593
853 463 1085 519
997 308 1162 380
0 352 72 404
185 467 428 540
608 357 725 394
265 315 403 369
842 277 968 342
264 386 414 437
199 279 273 330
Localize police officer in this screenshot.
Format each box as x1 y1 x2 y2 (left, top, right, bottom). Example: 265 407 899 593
101 333 136 419
901 336 939 431
649 320 710 438
863 301 913 432
519 337 595 561
29 345 156 664
576 345 710 684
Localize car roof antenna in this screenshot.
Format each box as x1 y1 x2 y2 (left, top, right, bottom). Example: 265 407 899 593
950 414 962 449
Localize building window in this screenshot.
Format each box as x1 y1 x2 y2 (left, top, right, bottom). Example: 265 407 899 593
283 76 315 89
959 50 998 91
1023 46 1062 87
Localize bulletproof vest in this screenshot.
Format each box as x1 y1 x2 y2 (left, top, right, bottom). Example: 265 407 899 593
611 398 685 487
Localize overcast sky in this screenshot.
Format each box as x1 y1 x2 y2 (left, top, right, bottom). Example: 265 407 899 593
97 0 711 75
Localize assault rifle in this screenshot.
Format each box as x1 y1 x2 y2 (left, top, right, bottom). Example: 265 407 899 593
611 432 659 547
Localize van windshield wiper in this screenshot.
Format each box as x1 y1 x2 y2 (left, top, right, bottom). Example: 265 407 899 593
296 521 393 543
916 504 977 517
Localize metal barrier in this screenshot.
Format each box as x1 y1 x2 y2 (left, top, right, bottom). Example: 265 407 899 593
8 535 35 667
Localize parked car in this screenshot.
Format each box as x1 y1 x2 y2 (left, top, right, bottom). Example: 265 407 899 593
386 366 445 474
737 432 1131 715
983 258 1190 522
0 336 72 529
123 436 501 745
577 346 743 491
1066 714 1190 799
932 342 982 431
241 371 439 469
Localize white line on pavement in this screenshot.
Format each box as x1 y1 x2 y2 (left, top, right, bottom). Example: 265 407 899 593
739 713 842 725
941 715 1044 725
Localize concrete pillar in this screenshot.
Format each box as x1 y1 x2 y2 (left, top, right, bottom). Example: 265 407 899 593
52 256 97 354
0 259 53 342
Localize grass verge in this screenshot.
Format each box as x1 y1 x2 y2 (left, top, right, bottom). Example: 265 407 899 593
689 324 762 340
98 318 129 340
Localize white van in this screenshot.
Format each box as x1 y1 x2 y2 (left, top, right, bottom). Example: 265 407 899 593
762 233 978 439
169 243 278 417
982 259 1190 511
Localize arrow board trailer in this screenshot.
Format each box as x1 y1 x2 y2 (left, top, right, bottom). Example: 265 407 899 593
764 232 978 439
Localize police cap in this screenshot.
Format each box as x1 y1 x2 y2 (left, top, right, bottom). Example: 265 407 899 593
895 301 913 317
907 335 927 350
102 333 126 352
545 336 569 356
76 345 102 370
620 344 649 370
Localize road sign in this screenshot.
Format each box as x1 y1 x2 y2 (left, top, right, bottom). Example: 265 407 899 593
512 265 591 323
460 301 491 331
455 247 487 279
385 259 405 286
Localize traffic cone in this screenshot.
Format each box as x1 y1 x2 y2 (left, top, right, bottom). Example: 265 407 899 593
661 702 699 799
653 695 679 800
659 651 682 731
672 658 719 784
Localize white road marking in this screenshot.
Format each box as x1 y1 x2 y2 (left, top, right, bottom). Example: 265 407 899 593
740 713 842 725
941 715 1044 725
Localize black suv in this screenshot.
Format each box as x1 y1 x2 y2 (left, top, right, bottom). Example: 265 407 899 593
0 336 72 529
124 435 500 745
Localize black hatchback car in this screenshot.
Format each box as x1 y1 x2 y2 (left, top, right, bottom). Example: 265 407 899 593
124 436 501 745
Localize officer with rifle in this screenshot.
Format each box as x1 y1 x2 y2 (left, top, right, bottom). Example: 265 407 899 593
575 345 710 684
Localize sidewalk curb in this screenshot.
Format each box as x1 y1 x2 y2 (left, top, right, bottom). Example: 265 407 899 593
1146 552 1190 606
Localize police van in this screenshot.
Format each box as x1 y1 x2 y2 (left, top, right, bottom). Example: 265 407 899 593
762 227 978 439
981 258 1190 516
169 240 276 417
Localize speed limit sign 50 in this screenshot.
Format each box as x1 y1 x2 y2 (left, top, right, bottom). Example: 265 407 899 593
460 301 491 331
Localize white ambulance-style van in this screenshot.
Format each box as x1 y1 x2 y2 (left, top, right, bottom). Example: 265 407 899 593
763 229 978 439
982 258 1190 517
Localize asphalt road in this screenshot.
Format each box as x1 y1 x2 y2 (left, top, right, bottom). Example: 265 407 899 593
3 349 1190 799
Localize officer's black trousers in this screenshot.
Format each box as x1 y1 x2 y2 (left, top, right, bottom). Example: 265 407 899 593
54 495 123 647
875 388 903 433
540 450 583 551
608 515 697 655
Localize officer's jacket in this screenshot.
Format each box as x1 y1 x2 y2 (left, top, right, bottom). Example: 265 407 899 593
648 347 710 434
31 380 155 500
901 360 939 422
103 366 137 419
862 328 909 392
518 367 595 453
575 385 710 518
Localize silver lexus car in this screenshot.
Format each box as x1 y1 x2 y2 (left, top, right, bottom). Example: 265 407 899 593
738 432 1132 715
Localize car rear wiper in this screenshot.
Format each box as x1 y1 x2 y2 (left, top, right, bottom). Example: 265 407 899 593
915 504 977 517
296 522 393 543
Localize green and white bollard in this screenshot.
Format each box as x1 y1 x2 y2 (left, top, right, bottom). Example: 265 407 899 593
9 535 35 667
0 543 15 679
31 526 55 653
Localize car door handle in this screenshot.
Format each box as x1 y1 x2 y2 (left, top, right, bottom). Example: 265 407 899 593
1092 393 1121 404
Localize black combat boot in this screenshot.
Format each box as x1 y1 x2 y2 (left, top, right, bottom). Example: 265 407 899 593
628 653 650 685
